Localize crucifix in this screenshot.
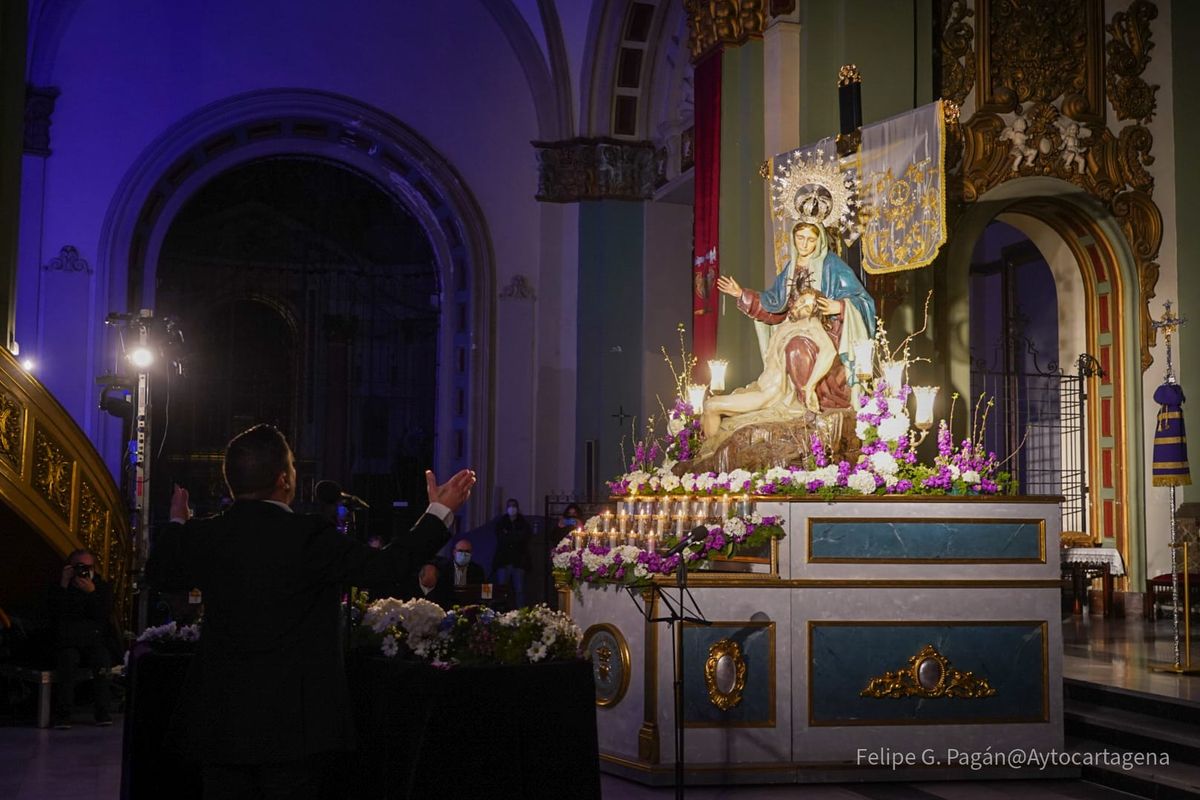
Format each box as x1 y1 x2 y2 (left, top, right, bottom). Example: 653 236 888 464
611 405 633 427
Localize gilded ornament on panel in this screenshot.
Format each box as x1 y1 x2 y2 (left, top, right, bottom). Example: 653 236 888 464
860 644 997 700
704 638 747 710
33 426 73 521
78 480 108 554
1106 0 1159 123
0 390 24 474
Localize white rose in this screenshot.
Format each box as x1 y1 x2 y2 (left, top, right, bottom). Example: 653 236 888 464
962 469 981 484
876 413 910 442
848 470 878 495
869 451 899 476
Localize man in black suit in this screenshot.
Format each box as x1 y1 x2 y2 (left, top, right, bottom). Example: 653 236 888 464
419 539 486 609
146 424 474 799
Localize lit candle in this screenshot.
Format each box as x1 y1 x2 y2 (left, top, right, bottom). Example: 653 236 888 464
573 526 585 550
720 494 731 520
739 493 751 517
913 385 939 430
852 339 875 380
655 513 666 537
687 383 707 414
607 529 619 549
881 360 906 395
645 533 658 553
675 512 686 537
708 359 728 393
618 508 628 534
603 510 614 534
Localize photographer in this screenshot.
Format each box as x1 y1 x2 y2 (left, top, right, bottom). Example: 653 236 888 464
49 548 114 728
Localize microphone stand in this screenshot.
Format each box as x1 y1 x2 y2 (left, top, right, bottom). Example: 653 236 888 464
624 542 710 799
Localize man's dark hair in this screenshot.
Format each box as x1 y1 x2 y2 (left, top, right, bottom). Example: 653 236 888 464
67 548 97 564
223 424 290 498
506 498 519 508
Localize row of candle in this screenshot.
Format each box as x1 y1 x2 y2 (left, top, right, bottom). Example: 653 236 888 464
614 495 754 522
569 495 756 552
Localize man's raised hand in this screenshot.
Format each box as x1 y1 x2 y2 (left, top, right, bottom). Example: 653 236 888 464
426 468 476 513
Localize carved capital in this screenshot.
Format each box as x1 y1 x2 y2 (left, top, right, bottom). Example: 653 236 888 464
533 138 657 203
24 85 60 156
684 0 767 62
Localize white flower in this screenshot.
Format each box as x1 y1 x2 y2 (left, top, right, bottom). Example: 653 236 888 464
962 469 981 484
660 473 681 492
696 473 716 492
552 550 575 569
869 451 899 476
526 641 549 662
886 398 905 418
949 463 961 479
855 419 871 440
661 457 678 472
363 598 406 633
723 516 746 540
381 634 399 657
626 470 650 492
681 473 698 492
727 469 753 492
633 564 649 579
667 417 685 435
876 413 910 442
883 475 898 488
848 470 878 495
648 475 661 491
765 466 791 484
584 515 603 532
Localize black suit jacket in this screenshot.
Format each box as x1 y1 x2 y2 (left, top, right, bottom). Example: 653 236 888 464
146 499 449 764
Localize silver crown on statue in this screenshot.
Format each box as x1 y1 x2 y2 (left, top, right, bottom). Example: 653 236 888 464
770 146 859 241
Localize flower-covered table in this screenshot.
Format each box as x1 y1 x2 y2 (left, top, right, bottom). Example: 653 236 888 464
564 495 1070 785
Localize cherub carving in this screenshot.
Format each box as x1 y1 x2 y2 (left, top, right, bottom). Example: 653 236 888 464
1000 116 1038 171
1056 119 1091 174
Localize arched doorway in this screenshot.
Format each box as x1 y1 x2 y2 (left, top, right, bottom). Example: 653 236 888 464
152 157 440 537
94 90 494 526
946 179 1144 586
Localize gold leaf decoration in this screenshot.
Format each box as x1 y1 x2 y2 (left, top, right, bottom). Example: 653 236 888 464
940 0 975 107
685 0 767 62
78 479 108 554
0 390 23 474
860 644 997 700
704 638 748 710
1106 0 1159 122
32 425 73 521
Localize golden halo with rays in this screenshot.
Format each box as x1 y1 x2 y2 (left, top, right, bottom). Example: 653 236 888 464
770 148 859 241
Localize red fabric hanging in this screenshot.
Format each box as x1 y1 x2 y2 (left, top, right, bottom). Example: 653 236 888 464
691 50 722 380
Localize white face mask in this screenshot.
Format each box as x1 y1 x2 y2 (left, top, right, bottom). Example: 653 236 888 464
506 507 517 518
454 551 472 566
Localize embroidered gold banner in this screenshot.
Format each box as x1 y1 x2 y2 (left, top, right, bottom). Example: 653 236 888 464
859 100 947 274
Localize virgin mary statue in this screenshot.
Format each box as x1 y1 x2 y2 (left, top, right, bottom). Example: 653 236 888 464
699 220 876 450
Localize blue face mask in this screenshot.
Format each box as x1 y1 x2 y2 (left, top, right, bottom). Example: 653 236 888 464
454 551 471 566
563 517 578 528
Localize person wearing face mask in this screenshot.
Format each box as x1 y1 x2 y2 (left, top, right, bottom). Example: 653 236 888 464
492 498 532 608
419 539 487 609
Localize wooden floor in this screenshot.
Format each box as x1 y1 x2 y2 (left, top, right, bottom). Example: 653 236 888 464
3 612 1196 799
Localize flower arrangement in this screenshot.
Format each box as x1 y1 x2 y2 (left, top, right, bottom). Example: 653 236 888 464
356 598 582 667
607 304 1015 500
136 620 201 645
551 512 785 590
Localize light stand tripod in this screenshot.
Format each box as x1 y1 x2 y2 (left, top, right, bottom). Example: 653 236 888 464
625 543 710 799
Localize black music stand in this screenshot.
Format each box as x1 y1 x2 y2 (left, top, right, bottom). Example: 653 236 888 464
624 536 710 800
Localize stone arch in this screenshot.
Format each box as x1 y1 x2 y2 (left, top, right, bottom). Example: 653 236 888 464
944 176 1145 586
94 89 495 523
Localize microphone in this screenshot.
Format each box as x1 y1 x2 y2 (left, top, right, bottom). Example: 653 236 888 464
314 480 371 509
665 525 710 557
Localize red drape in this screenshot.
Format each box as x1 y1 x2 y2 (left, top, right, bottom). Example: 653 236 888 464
691 50 722 380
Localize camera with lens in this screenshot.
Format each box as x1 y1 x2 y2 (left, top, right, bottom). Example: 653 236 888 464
72 563 94 580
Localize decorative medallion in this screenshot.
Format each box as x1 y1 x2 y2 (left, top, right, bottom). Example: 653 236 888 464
42 245 92 274
860 643 997 700
940 0 975 108
533 138 657 203
704 638 747 710
684 0 768 62
582 623 631 707
499 275 536 301
0 390 24 474
32 425 73 521
837 64 862 87
1106 0 1159 123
